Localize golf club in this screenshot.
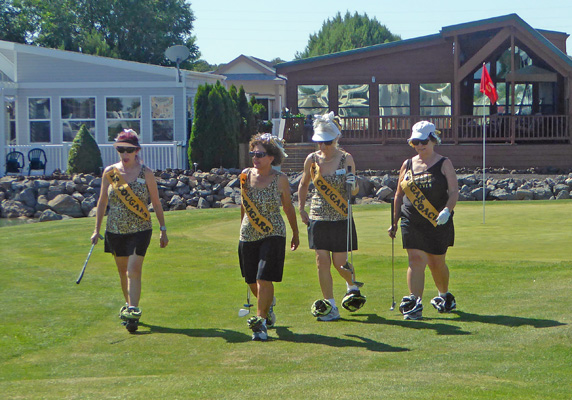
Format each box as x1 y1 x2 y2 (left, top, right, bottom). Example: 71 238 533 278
341 166 364 287
390 199 396 311
76 234 104 284
238 286 253 317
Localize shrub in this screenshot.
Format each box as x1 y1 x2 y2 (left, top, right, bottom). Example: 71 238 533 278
67 124 103 175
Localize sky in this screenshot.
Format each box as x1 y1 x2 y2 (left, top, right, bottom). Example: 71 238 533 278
190 0 572 66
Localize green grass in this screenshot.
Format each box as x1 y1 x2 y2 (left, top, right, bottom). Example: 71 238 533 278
1 201 571 399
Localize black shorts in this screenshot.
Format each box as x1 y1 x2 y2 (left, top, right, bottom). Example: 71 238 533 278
400 216 454 255
307 218 357 252
105 229 153 257
238 236 286 284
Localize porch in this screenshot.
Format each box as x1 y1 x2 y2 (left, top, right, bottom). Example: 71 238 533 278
4 143 188 176
283 115 571 145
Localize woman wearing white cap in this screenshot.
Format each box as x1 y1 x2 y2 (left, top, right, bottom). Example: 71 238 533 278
388 121 459 320
91 129 168 331
298 112 365 322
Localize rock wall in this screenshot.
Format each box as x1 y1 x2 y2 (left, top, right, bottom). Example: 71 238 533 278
1 167 571 221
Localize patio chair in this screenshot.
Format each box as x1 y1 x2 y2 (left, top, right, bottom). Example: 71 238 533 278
5 150 25 175
27 148 47 175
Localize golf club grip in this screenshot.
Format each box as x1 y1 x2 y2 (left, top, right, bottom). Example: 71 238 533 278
390 197 395 225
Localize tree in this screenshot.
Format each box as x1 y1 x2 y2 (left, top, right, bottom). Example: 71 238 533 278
296 11 400 59
67 124 103 175
189 82 240 170
1 0 200 66
237 86 256 143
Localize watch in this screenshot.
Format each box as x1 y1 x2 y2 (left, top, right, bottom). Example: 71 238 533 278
160 226 167 232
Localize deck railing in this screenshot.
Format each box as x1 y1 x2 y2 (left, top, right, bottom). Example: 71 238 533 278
283 115 571 145
5 143 187 176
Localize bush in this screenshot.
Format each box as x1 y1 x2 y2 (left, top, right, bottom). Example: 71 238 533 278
67 124 103 175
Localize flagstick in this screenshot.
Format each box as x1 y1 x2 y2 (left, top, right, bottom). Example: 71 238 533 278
482 98 487 224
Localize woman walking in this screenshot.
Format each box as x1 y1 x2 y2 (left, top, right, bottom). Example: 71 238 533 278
298 112 365 322
91 129 168 331
388 121 458 320
239 133 299 341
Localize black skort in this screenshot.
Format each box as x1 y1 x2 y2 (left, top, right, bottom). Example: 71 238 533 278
238 236 286 284
105 229 153 257
307 218 357 252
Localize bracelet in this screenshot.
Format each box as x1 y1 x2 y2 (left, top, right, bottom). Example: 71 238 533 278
160 226 167 232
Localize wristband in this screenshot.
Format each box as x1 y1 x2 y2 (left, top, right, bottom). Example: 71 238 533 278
160 226 167 232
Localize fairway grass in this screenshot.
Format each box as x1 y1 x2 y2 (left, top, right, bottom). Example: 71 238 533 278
0 201 570 399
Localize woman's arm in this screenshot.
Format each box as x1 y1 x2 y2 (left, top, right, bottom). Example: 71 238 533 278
388 160 407 238
441 158 459 212
145 167 168 248
279 174 299 251
345 153 359 196
91 166 112 244
297 154 313 226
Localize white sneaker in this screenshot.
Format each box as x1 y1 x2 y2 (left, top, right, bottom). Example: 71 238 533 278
317 306 340 321
267 296 277 328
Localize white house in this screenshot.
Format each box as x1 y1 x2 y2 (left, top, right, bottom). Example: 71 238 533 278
0 40 225 176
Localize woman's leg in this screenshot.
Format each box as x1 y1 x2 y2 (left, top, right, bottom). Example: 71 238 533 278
114 256 129 303
315 250 334 299
256 280 274 319
331 251 354 286
406 249 428 298
427 253 449 294
126 254 145 307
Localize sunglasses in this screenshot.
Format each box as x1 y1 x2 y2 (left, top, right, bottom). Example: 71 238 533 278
116 146 137 154
249 151 268 159
318 140 334 146
410 139 430 146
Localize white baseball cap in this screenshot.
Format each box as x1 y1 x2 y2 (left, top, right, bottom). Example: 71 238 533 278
408 121 441 144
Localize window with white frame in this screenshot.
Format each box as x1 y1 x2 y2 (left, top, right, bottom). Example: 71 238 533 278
420 83 451 116
379 84 410 116
5 96 16 145
29 97 51 142
151 96 174 141
61 97 96 142
106 96 141 141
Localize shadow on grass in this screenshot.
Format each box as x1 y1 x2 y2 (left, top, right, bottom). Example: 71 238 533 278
274 326 409 352
348 313 472 336
138 322 251 343
443 311 567 328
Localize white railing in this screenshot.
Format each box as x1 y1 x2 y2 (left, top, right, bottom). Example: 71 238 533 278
4 143 187 176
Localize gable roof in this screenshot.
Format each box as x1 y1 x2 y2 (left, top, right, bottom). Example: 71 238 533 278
276 14 572 74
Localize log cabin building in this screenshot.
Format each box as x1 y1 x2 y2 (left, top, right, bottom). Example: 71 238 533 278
275 14 572 172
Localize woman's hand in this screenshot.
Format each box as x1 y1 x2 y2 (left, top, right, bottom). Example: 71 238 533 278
160 231 169 248
290 234 299 251
299 209 309 226
387 225 397 239
91 231 103 245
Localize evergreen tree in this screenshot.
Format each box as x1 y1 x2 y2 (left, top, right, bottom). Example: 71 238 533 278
67 124 103 174
237 86 256 143
189 82 240 170
296 11 400 59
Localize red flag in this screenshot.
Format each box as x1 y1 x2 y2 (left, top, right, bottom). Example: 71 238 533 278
480 63 498 104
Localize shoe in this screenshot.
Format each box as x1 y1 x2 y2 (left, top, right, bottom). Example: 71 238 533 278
248 316 268 341
317 306 341 321
267 296 277 328
399 295 423 320
119 303 129 320
121 306 142 320
431 292 456 313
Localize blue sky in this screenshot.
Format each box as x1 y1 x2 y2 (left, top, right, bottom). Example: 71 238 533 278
190 0 572 65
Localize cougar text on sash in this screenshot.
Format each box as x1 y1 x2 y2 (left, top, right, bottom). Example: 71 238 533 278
240 172 274 234
105 167 151 221
311 163 348 216
400 170 439 227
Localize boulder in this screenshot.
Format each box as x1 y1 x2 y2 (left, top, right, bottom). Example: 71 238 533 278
48 194 83 217
0 199 35 218
39 209 63 222
15 187 37 208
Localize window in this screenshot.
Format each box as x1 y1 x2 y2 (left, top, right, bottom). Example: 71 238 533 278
151 96 174 141
338 84 369 117
5 96 16 145
379 84 410 116
61 97 96 142
420 83 451 116
29 97 51 142
106 97 141 141
297 85 328 116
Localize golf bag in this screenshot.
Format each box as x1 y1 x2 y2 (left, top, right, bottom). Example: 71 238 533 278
341 290 367 312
